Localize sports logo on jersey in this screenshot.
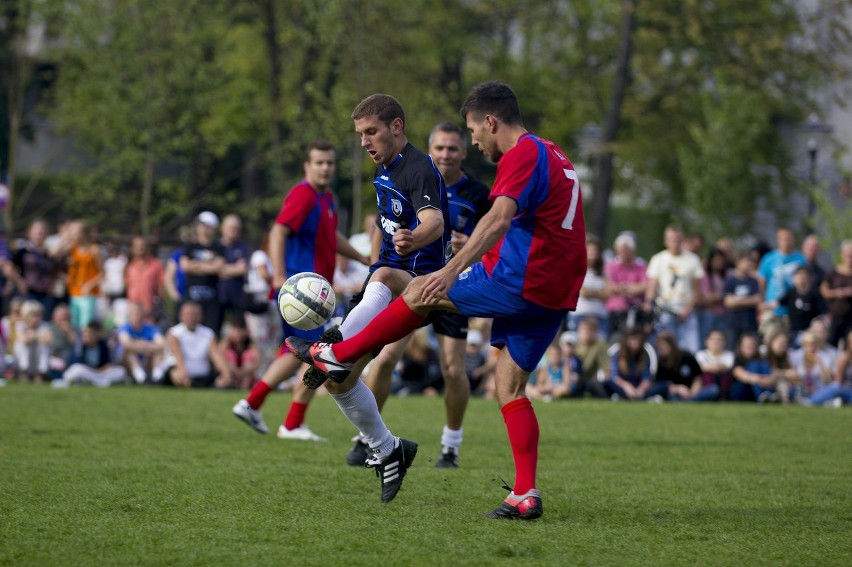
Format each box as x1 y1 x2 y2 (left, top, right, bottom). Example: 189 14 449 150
444 241 453 262
381 216 401 235
391 199 402 217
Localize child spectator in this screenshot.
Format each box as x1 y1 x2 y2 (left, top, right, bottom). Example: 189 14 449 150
46 303 78 380
218 316 261 390
527 334 582 401
574 317 609 398
14 300 52 382
731 333 773 402
765 331 797 404
605 327 656 401
655 331 706 401
778 266 826 343
393 328 442 397
807 329 852 407
694 329 735 400
723 253 762 349
2 297 23 361
789 331 832 404
117 301 166 384
53 321 127 388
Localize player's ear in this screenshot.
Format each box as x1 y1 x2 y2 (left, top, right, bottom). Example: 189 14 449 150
485 114 498 133
391 117 404 135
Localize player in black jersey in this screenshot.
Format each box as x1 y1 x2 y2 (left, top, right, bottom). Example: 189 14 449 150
309 94 449 503
354 121 491 469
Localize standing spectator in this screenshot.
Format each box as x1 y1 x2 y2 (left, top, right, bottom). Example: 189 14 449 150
655 331 710 401
52 321 126 388
573 317 609 398
730 333 771 402
163 226 192 320
714 237 737 268
757 227 805 336
819 240 852 347
604 327 659 401
10 219 61 318
722 253 762 349
684 232 705 257
807 329 852 407
604 232 648 339
218 315 261 390
159 301 230 388
65 221 104 330
332 253 369 319
244 237 278 370
778 267 827 343
698 247 729 345
101 241 127 305
568 235 609 338
693 329 735 400
46 303 78 380
117 301 166 384
217 214 250 329
125 236 165 321
180 212 226 334
14 300 51 382
464 328 493 395
800 234 826 289
789 330 833 404
645 225 704 353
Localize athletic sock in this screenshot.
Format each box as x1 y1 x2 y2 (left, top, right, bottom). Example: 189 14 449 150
339 281 393 340
501 397 539 495
441 425 463 453
283 401 308 431
330 380 395 460
333 296 427 363
245 381 273 409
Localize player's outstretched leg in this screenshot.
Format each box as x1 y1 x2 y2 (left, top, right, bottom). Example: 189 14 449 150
298 328 344 389
365 437 418 503
286 337 352 384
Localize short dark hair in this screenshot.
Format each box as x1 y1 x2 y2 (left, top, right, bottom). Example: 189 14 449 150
305 139 335 161
429 121 467 147
351 94 405 128
459 81 523 125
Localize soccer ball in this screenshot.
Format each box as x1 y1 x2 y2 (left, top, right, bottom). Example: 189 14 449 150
277 272 336 331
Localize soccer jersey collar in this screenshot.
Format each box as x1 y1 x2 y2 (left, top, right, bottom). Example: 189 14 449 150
381 142 412 173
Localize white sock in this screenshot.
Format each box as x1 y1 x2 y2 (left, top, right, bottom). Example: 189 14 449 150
330 379 395 459
339 281 392 340
132 367 147 384
441 425 463 453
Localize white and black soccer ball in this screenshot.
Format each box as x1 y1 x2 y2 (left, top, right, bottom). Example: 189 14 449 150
277 272 336 331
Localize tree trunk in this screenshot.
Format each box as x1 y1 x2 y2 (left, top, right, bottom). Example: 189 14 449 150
260 0 287 190
141 138 155 237
2 2 25 237
591 0 636 241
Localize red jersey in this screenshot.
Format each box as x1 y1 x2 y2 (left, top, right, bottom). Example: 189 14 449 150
274 180 338 282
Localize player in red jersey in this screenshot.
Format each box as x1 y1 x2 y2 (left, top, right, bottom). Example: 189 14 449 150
287 81 587 519
232 140 368 439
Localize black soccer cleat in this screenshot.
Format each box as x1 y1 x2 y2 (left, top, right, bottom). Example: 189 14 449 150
484 488 543 520
366 437 418 503
346 436 371 467
296 328 343 389
435 447 459 469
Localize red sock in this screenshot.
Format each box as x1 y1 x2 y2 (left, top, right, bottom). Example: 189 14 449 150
283 401 308 431
501 397 539 495
245 381 272 410
333 297 426 363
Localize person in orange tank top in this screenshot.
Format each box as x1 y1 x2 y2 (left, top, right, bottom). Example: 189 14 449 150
66 221 104 330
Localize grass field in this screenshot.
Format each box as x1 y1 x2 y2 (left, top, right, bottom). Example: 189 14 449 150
1 383 850 566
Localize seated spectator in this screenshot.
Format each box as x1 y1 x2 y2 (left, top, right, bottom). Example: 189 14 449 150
807 329 852 407
808 318 838 369
604 327 659 401
159 301 230 388
698 247 730 345
694 329 735 400
654 331 705 401
46 303 78 380
723 253 761 349
2 297 23 361
392 328 442 397
778 266 827 344
568 236 609 338
218 316 261 390
789 331 833 404
464 328 491 395
574 317 609 398
731 333 772 402
117 301 166 384
604 232 649 339
527 334 582 401
14 300 52 382
765 331 797 404
52 321 127 388
819 239 852 347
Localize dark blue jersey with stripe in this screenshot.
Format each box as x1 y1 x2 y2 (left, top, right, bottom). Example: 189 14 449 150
373 142 451 274
446 172 491 236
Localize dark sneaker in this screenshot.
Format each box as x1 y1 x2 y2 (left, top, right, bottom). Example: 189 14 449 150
365 437 418 503
346 436 371 467
435 447 459 468
298 328 343 390
484 488 543 520
286 337 352 384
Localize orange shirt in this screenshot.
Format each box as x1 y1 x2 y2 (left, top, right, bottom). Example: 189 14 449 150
125 257 165 313
67 244 102 297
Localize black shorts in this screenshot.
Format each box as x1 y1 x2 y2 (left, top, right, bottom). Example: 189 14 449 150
428 310 468 339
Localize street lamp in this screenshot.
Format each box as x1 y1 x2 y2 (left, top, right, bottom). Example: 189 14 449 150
800 113 832 234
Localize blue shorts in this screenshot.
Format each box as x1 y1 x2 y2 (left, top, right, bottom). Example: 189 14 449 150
447 263 567 372
281 320 326 342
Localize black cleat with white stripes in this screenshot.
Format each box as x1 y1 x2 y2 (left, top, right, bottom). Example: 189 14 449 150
366 437 418 503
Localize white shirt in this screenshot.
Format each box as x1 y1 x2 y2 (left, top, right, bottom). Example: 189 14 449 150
646 250 704 312
574 270 608 318
694 349 734 371
166 323 215 377
246 250 273 299
102 255 128 296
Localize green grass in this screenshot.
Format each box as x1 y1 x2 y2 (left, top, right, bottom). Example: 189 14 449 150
1 384 850 566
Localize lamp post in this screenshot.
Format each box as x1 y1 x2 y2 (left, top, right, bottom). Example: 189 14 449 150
800 113 831 234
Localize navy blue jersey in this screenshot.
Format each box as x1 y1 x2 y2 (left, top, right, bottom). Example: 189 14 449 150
373 142 450 275
446 172 491 236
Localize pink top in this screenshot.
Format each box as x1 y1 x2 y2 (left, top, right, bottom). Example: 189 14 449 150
604 258 647 312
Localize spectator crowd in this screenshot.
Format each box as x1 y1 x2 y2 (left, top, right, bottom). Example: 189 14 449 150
1 214 850 408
